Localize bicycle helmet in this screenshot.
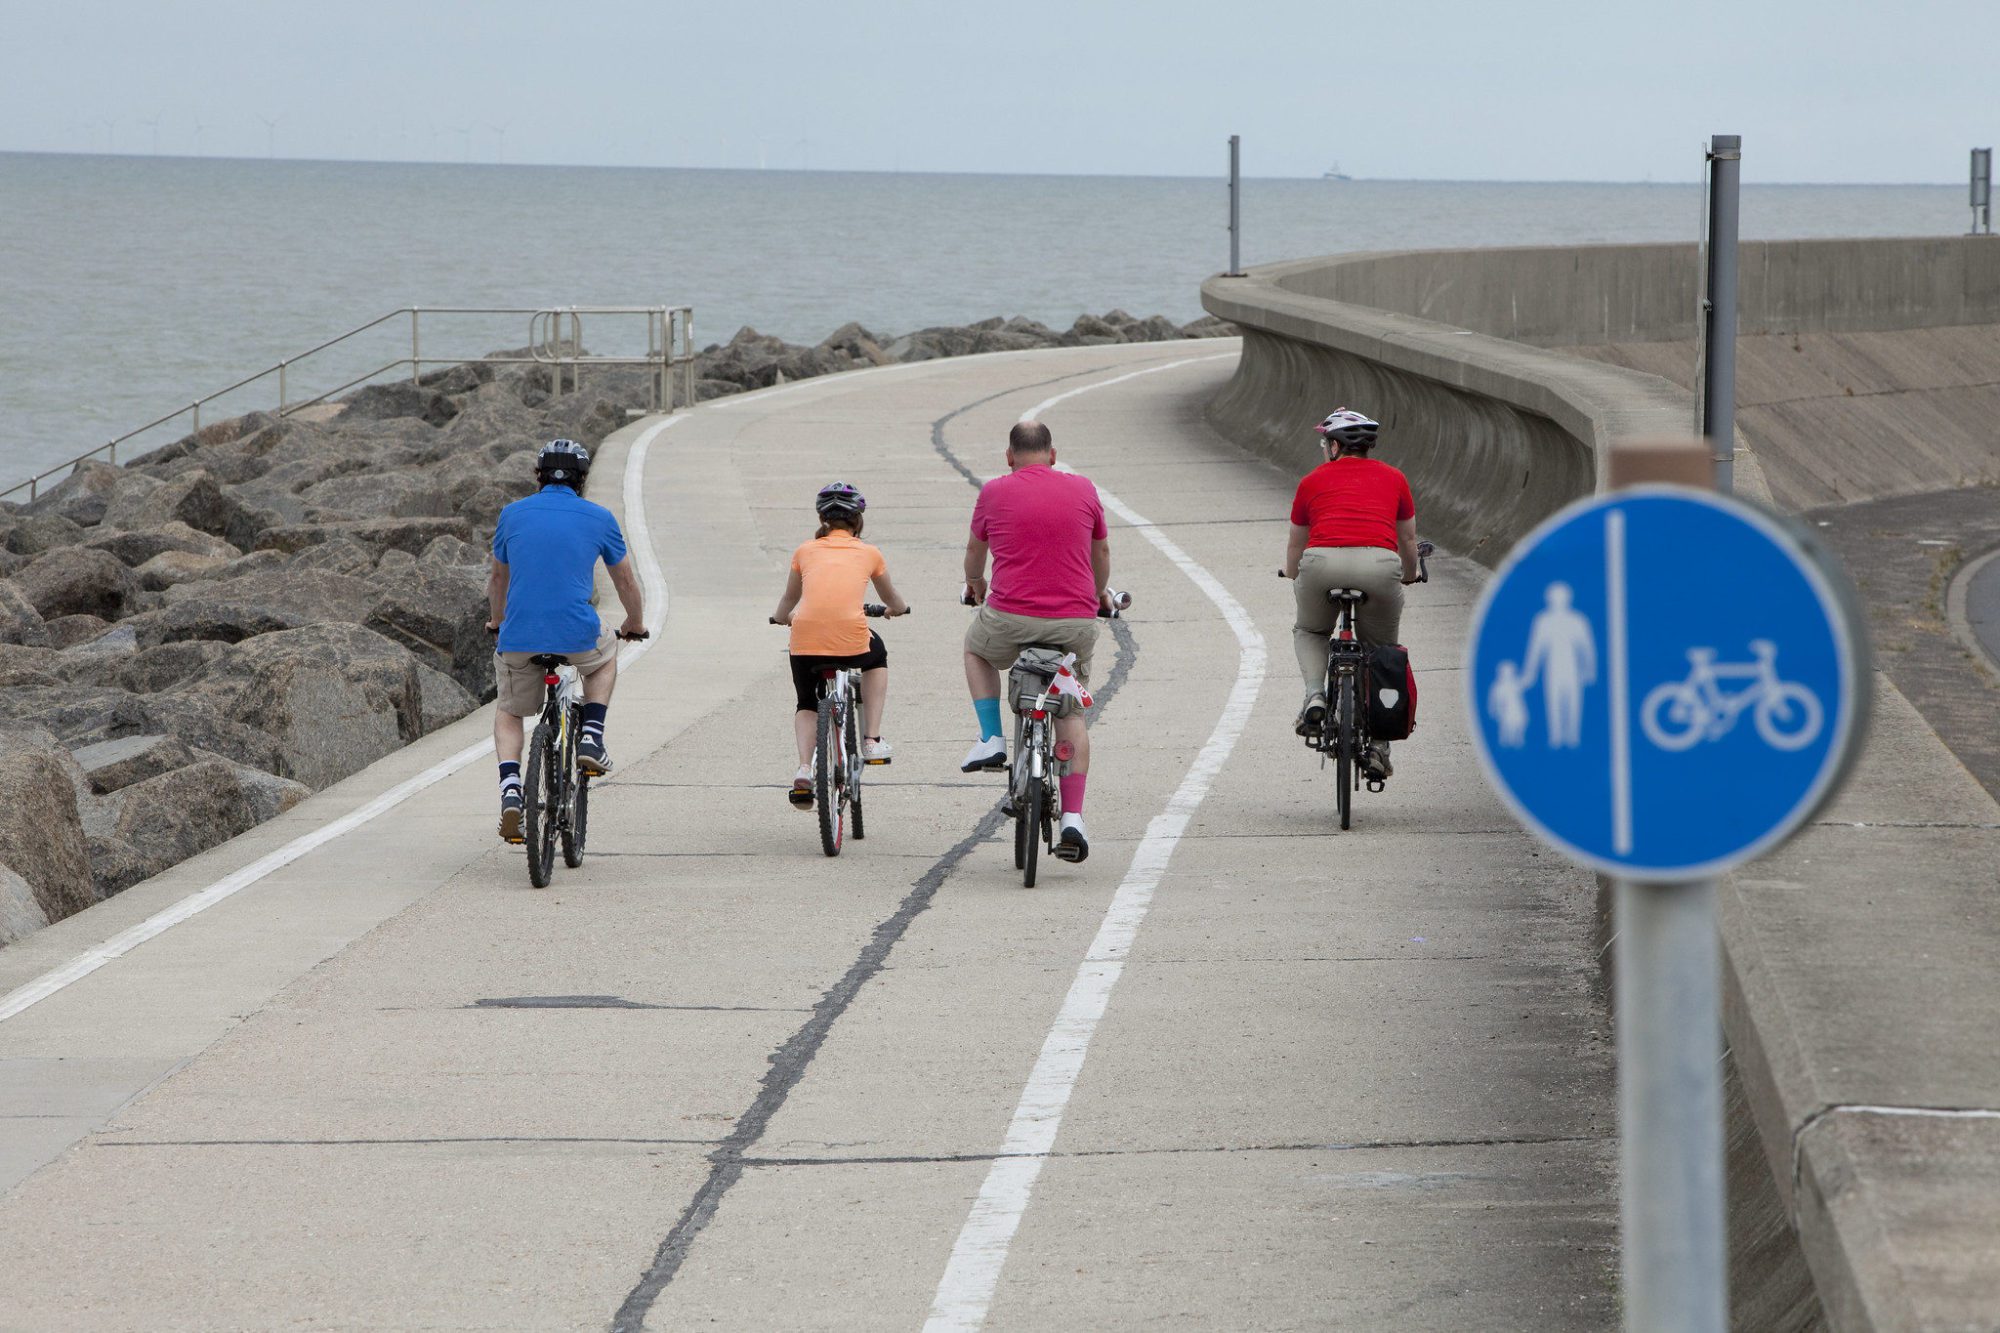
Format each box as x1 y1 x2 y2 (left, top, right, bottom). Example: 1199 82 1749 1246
814 481 867 518
1314 409 1380 450
536 439 591 489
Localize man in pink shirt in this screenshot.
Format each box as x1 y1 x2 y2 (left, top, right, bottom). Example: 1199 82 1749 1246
962 420 1112 862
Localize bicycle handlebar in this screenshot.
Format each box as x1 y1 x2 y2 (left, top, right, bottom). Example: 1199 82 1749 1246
1277 541 1437 584
769 605 909 626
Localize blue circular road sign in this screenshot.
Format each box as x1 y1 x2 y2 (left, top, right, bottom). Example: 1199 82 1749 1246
1467 486 1867 881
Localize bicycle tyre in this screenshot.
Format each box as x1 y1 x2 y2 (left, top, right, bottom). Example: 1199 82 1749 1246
846 701 865 841
1335 673 1354 831
1012 717 1030 869
815 698 842 857
561 706 586 868
524 720 558 887
1021 772 1042 888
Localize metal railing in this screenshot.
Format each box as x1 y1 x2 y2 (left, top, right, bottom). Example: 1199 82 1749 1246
4 304 696 502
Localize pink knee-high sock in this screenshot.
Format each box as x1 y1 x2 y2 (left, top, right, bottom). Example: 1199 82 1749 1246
1059 773 1087 815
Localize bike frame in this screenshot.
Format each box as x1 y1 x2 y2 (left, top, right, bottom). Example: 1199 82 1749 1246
1315 595 1373 759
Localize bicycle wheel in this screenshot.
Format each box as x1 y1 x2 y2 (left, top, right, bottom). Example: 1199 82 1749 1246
561 706 587 868
1012 717 1030 870
1335 673 1355 831
524 720 558 887
1021 772 1043 888
1641 682 1706 751
846 699 865 841
815 697 843 857
1755 682 1824 751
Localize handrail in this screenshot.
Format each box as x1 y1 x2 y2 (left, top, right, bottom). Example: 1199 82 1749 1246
4 303 696 503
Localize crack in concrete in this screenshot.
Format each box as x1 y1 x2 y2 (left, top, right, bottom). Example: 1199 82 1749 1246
1791 1101 2000 1202
738 1132 1609 1169
95 1135 720 1148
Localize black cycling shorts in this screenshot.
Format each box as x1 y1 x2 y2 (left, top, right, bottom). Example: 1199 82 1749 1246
790 630 887 711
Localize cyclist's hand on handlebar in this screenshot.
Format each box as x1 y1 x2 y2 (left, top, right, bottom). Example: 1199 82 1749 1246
485 620 500 635
616 619 650 641
961 578 987 607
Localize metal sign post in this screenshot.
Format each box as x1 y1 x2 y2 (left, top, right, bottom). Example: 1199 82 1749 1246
1226 135 1243 277
1972 148 1992 236
1467 439 1868 1333
1702 136 1742 493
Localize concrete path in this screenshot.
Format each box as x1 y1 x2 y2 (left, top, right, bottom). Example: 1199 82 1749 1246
0 343 1615 1330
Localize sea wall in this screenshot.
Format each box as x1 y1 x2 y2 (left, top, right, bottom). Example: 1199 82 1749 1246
1202 237 2000 1331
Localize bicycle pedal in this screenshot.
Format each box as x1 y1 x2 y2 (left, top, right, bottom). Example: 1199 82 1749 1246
1366 779 1387 794
863 757 891 766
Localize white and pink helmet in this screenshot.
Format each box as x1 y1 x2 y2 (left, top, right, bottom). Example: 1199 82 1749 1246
1314 408 1379 449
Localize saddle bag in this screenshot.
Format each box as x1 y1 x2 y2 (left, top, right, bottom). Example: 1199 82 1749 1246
1365 644 1417 740
1008 647 1080 718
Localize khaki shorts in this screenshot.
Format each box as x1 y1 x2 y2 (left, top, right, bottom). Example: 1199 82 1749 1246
964 606 1099 685
495 631 618 716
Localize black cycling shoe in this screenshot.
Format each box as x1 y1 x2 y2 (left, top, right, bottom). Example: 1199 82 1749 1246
1361 746 1393 782
498 795 525 844
577 735 613 776
1054 824 1089 864
1295 693 1327 737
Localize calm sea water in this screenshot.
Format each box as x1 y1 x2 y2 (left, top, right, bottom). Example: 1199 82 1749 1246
0 152 1969 488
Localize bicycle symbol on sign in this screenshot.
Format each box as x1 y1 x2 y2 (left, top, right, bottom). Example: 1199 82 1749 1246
1639 639 1824 752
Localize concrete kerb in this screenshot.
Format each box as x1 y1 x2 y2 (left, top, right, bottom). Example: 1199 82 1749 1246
1203 245 2000 1330
1944 543 2000 681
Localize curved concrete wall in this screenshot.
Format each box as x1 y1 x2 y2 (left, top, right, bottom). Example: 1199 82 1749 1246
1199 256 1696 563
1205 237 2000 1332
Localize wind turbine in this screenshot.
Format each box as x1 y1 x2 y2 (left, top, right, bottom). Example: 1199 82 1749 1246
795 135 815 171
258 114 280 158
140 114 161 155
191 117 206 157
454 125 472 162
487 123 508 163
103 117 119 153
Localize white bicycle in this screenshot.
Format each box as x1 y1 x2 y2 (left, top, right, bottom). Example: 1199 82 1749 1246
1639 639 1823 752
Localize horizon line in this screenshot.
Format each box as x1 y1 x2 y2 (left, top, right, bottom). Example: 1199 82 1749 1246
0 147 1969 190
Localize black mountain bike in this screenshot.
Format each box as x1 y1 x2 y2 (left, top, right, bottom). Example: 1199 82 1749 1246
518 631 647 888
1287 544 1429 831
772 604 903 857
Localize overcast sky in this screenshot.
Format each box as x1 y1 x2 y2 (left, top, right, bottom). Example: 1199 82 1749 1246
3 0 1993 182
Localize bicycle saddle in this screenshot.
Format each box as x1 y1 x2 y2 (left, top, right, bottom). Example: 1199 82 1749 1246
529 653 567 668
1327 588 1368 605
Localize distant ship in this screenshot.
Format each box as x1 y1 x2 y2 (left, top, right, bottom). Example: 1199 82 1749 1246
1322 163 1353 181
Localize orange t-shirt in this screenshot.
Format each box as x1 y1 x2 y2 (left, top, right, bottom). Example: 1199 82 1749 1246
789 532 887 656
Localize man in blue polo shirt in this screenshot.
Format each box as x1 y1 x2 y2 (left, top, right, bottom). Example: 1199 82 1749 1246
486 439 648 843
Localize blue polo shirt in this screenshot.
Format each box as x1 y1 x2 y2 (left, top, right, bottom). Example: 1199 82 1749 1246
492 485 628 653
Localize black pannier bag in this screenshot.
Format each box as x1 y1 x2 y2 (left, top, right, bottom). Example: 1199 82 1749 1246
1365 644 1417 740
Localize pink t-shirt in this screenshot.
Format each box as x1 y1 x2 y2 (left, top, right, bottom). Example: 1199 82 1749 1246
971 465 1108 620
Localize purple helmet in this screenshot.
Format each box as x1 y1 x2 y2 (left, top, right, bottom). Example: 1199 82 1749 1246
815 481 866 518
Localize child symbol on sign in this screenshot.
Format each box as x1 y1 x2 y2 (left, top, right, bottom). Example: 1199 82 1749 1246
1489 659 1530 749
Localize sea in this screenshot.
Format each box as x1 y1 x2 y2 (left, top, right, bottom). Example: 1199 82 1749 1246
0 151 1971 490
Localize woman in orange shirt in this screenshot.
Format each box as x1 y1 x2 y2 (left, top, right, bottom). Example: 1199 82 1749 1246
770 483 909 808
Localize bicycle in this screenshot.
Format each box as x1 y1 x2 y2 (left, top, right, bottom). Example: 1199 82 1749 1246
1640 639 1823 752
968 587 1128 888
770 603 903 857
1284 544 1430 831
515 630 648 889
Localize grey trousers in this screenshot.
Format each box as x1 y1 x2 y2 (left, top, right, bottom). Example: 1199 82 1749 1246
1293 544 1405 703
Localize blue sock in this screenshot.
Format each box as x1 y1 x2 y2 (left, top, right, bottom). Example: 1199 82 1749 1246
582 702 608 743
973 697 1003 741
498 761 521 799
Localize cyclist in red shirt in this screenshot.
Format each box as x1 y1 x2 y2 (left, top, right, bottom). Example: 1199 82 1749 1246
1282 409 1422 780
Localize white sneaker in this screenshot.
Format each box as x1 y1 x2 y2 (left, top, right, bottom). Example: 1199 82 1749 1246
1055 813 1089 863
862 737 894 764
789 765 813 809
960 736 1007 772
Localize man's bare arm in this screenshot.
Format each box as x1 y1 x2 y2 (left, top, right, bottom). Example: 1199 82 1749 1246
486 557 509 630
1283 523 1310 579
606 556 646 637
1395 516 1421 584
963 536 991 603
1091 536 1111 602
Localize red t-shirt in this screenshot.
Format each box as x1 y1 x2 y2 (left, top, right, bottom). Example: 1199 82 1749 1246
1290 457 1414 552
971 465 1108 620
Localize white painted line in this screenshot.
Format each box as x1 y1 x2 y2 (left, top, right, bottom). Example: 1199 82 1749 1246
0 415 681 1027
1017 352 1235 424
925 355 1264 1331
1607 507 1632 855
710 342 1234 412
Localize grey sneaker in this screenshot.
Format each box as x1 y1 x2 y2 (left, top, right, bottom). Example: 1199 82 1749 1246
1295 691 1327 737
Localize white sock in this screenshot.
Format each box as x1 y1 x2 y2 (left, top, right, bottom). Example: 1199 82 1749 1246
1061 813 1086 833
